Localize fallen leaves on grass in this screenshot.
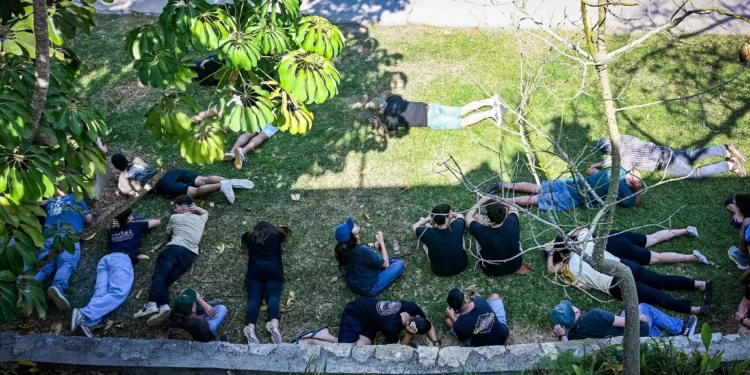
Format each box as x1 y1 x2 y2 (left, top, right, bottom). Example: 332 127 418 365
359 211 371 221
216 244 226 255
291 193 301 201
137 254 150 260
399 185 413 193
84 232 96 241
53 323 62 335
18 322 34 329
135 288 143 299
149 241 164 253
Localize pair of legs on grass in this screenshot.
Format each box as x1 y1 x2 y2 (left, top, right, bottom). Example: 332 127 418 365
34 238 80 311
429 94 504 129
133 245 195 326
243 279 283 344
155 169 253 204
607 229 715 266
663 145 746 180
223 124 280 169
609 259 711 315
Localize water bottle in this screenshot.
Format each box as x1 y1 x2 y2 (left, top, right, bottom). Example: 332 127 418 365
392 239 401 255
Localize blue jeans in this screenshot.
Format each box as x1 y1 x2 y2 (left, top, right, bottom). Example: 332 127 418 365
537 180 578 212
664 146 728 180
80 253 134 326
620 303 683 337
197 304 229 334
35 238 81 293
366 258 405 297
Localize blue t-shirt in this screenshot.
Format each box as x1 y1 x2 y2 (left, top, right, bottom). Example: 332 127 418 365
568 308 649 340
565 168 635 208
452 297 509 347
345 244 384 296
43 195 90 234
744 224 750 243
109 221 151 264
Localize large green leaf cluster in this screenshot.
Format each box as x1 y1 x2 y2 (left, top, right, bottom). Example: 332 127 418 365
127 0 345 164
0 0 112 324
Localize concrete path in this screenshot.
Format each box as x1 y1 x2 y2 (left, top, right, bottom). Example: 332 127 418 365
94 0 750 35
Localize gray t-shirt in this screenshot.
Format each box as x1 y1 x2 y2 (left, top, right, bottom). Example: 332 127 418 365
167 213 208 254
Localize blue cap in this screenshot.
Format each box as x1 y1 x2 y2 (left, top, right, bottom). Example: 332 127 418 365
551 300 575 328
594 137 612 154
335 217 355 243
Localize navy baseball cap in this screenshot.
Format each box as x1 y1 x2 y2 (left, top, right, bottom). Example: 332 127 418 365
593 137 612 154
334 217 355 243
551 300 576 328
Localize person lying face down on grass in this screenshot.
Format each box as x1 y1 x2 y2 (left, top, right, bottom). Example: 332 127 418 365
464 196 529 276
110 153 254 204
485 168 642 212
444 288 509 347
545 229 712 317
411 203 469 277
364 93 505 136
550 300 698 342
290 298 439 347
589 135 746 180
333 218 405 297
726 194 750 270
70 208 161 337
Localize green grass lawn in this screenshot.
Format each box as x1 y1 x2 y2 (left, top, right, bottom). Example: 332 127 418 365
15 15 750 345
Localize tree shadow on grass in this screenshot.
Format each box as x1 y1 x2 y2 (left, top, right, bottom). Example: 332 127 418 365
302 0 410 24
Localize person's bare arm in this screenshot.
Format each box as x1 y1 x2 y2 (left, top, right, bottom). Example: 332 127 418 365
425 321 438 344
466 196 491 228
553 324 568 342
412 216 432 235
192 106 220 122
190 204 209 217
546 251 560 275
499 201 518 215
196 295 216 318
147 219 162 229
611 316 626 328
727 201 745 225
376 231 389 268
449 213 465 223
84 213 93 224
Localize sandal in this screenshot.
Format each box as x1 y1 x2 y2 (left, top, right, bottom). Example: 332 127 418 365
293 325 329 343
244 326 260 345
266 322 282 344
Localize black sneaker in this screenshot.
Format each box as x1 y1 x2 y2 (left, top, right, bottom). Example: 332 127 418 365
703 281 713 305
484 180 502 194
681 315 697 336
699 305 710 317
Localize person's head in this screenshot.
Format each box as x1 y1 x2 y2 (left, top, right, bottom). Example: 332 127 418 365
365 98 387 113
544 235 570 265
115 208 133 228
173 288 197 318
173 195 194 214
593 137 612 154
625 170 642 190
736 194 750 217
485 200 507 225
431 204 451 226
405 316 432 335
551 300 581 329
111 153 129 171
334 217 360 271
250 221 282 244
447 288 467 312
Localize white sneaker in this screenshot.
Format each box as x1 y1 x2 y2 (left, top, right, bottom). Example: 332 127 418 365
230 179 254 190
220 180 235 204
133 302 158 319
687 226 699 237
71 308 83 332
223 152 235 161
233 147 245 170
47 286 70 310
147 304 171 326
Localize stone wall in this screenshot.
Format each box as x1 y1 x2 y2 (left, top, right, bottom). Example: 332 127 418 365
2 331 750 374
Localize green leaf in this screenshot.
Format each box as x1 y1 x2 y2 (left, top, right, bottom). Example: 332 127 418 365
0 281 17 325
294 16 344 59
700 322 711 352
219 84 275 133
278 50 340 105
178 120 227 166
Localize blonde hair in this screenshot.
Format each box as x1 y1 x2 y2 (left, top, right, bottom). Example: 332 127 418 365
365 98 387 112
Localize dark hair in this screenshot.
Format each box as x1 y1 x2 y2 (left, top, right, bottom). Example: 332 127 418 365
115 208 133 227
334 236 358 273
544 235 569 264
409 317 432 335
250 221 289 244
447 288 465 311
111 153 129 171
736 194 750 217
485 200 507 224
431 204 451 225
173 195 194 207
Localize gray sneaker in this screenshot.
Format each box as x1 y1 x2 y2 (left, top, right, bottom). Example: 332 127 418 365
687 226 699 237
146 305 171 326
230 179 254 190
47 286 70 311
729 246 750 270
220 180 235 204
681 315 698 336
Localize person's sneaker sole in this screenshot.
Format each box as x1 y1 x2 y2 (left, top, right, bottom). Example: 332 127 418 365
266 322 282 344
146 309 171 326
133 304 158 319
230 179 254 190
728 247 750 270
685 315 697 336
728 144 746 162
687 226 699 237
244 326 260 345
47 287 70 310
79 324 93 338
220 180 236 204
233 147 243 170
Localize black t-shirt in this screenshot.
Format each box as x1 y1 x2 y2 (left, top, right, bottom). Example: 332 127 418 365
108 221 151 264
452 297 508 346
344 298 426 344
567 309 649 340
382 95 428 131
415 218 468 276
468 214 522 276
169 315 214 342
242 231 284 282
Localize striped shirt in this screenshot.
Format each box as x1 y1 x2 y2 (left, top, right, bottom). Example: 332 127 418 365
601 135 665 172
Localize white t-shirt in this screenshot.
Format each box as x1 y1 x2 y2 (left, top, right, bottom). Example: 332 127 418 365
566 232 619 294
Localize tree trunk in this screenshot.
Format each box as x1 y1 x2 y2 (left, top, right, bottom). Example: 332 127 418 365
30 0 50 133
582 2 642 374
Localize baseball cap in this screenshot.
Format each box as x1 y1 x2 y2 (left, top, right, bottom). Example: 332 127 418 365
173 288 197 316
334 217 355 243
551 300 576 328
593 138 612 154
447 288 465 311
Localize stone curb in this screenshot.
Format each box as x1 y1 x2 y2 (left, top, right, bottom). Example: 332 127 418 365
2 331 750 374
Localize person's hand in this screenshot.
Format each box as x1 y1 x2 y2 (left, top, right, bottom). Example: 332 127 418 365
445 307 457 320
406 321 418 335
734 213 745 226
375 231 384 243
639 314 649 323
201 302 216 318
553 325 566 337
368 117 378 125
736 311 747 322
587 166 598 175
189 203 197 212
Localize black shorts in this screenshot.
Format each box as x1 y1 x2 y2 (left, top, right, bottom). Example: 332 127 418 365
337 309 376 344
154 169 199 198
606 231 651 265
745 285 750 300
